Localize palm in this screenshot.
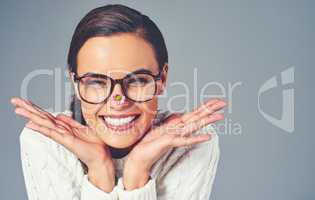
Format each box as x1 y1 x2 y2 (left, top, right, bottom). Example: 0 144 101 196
127 99 226 168
11 97 112 167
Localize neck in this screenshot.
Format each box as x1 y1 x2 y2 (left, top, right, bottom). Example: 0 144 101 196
109 146 132 159
108 125 153 159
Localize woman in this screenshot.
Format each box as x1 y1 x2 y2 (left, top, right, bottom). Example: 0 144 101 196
11 4 226 200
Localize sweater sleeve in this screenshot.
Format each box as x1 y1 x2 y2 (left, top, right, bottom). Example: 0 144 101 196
19 126 118 200
171 126 220 200
81 174 118 199
109 126 219 200
114 177 157 200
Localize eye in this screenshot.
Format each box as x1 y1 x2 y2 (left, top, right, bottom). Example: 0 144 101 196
128 77 149 84
81 78 108 87
127 76 152 87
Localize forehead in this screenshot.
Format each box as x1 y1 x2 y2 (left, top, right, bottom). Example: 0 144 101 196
77 33 159 77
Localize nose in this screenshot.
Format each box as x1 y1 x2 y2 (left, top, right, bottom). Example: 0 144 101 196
109 83 130 109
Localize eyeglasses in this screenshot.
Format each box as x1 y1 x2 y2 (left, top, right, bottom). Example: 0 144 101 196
71 70 162 104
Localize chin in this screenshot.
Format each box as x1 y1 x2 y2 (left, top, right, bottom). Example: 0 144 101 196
104 137 138 149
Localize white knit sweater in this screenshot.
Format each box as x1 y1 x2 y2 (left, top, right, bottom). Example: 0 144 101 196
19 110 220 200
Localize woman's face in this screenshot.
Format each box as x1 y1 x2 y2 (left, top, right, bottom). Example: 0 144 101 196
73 33 167 148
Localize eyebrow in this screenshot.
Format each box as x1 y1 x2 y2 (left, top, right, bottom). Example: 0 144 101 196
132 68 154 74
80 67 155 77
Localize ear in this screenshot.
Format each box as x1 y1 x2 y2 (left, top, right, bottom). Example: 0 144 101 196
157 63 168 95
68 70 82 101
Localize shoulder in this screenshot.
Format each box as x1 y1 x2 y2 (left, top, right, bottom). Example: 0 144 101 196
19 109 82 173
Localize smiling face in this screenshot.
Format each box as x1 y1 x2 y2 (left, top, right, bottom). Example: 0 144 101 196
72 33 167 148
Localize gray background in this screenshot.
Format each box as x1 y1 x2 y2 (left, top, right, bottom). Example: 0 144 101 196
1 0 314 199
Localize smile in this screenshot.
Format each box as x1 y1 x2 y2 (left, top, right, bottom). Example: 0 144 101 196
99 114 140 131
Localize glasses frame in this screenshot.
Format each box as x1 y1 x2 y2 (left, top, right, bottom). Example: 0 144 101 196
71 70 162 104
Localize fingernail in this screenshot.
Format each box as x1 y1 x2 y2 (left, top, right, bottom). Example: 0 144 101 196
219 101 227 107
10 98 17 104
217 114 224 120
26 123 35 129
26 121 31 125
15 108 21 114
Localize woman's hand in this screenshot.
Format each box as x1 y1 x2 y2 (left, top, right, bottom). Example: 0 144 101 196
122 98 227 190
11 97 115 192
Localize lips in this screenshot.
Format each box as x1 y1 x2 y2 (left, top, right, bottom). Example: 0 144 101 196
99 114 140 131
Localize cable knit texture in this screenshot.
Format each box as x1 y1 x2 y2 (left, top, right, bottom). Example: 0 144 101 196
19 109 220 200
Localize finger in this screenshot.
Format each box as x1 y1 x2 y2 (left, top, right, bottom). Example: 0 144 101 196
164 112 223 137
207 100 227 113
179 113 224 137
54 118 92 140
25 120 85 154
171 134 212 147
11 97 48 119
71 127 96 143
55 116 93 139
179 99 220 123
56 114 86 129
185 100 227 124
56 114 103 144
144 109 224 144
194 98 220 113
25 120 68 142
15 107 57 129
12 97 57 122
25 99 56 120
25 120 97 163
55 119 73 133
163 113 184 127
141 114 184 143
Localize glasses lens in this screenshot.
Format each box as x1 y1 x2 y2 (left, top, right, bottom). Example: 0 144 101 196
78 76 111 103
124 73 156 102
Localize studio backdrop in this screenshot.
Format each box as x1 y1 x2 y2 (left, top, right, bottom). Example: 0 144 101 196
1 0 314 200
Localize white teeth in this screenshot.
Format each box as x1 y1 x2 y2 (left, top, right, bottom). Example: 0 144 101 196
103 116 136 126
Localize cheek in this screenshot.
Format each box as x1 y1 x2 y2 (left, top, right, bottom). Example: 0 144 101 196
80 102 102 125
136 98 158 128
